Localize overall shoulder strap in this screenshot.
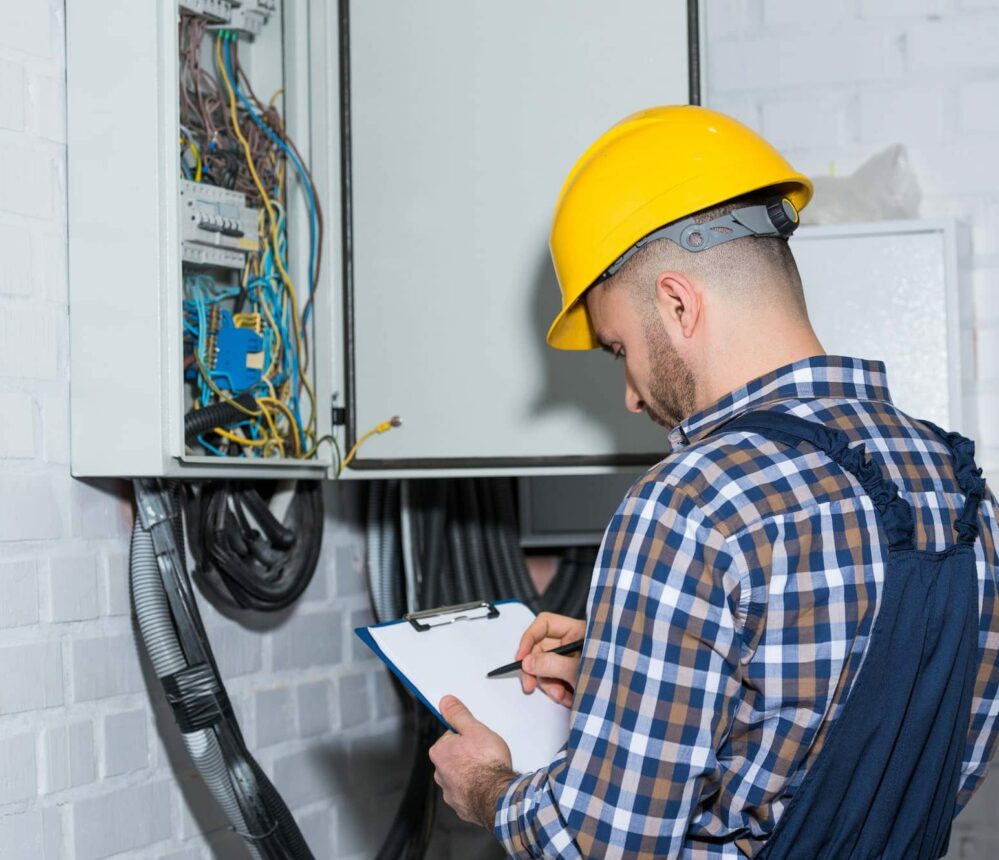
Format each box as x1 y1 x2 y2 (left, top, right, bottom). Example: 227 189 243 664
714 410 915 551
918 421 988 547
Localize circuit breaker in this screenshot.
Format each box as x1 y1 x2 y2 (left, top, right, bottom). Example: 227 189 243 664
66 0 695 479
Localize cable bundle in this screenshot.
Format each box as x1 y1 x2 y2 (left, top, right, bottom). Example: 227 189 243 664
182 479 323 613
367 478 594 859
131 480 314 859
179 14 330 462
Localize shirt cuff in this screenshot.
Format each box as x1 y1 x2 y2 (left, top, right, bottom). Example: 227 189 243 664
494 770 542 860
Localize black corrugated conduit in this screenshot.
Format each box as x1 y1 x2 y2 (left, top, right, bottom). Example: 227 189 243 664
131 479 313 859
130 520 261 858
183 392 258 444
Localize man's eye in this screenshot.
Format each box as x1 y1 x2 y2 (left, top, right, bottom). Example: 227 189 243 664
613 349 626 361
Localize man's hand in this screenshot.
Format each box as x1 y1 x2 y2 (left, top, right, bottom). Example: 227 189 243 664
516 611 586 707
429 696 518 830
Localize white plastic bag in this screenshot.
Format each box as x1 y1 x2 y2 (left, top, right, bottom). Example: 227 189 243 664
800 144 922 226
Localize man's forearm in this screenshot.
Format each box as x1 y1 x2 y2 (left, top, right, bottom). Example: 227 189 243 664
470 764 519 830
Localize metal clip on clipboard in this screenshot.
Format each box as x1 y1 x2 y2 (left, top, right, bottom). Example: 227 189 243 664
405 600 500 632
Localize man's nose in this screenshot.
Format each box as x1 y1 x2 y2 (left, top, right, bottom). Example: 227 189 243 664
625 379 645 414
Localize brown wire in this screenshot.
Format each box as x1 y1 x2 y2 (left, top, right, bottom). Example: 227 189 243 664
233 45 324 358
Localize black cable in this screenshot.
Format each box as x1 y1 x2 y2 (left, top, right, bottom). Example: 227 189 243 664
458 481 492 601
188 479 323 611
446 483 474 605
478 482 515 602
134 479 313 859
492 479 539 608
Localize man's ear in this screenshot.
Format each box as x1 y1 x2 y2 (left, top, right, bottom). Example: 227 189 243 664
655 271 701 339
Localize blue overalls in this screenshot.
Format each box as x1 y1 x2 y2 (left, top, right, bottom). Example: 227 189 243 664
712 410 987 860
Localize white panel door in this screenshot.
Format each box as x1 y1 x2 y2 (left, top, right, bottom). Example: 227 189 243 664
344 1 691 471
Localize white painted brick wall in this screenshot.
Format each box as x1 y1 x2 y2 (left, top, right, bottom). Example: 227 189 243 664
705 2 999 856
0 1 408 857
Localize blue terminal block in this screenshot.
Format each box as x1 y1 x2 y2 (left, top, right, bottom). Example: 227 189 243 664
212 310 264 393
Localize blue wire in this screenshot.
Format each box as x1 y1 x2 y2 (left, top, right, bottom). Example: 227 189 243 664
224 38 318 324
197 434 228 457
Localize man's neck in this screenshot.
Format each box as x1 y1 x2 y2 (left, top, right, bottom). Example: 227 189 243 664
694 324 826 413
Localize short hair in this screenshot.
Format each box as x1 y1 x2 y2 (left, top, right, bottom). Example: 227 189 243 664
610 190 808 317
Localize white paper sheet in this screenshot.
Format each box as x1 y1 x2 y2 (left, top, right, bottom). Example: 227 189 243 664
362 601 571 774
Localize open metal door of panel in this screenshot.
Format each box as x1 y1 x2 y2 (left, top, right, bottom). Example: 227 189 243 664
338 1 697 475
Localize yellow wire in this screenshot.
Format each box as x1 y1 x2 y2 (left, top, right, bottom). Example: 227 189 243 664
257 399 285 457
193 350 261 417
258 396 301 455
301 434 338 462
214 427 268 447
216 35 317 444
339 418 401 475
190 139 203 181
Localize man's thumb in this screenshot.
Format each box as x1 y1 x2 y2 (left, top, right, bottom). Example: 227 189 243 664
439 695 477 733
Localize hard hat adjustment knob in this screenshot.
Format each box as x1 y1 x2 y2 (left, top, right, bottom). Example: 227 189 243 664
767 197 799 239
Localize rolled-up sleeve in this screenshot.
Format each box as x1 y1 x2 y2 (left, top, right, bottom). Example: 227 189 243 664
495 483 744 859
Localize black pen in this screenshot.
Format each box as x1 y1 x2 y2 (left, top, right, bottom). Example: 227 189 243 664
486 639 585 678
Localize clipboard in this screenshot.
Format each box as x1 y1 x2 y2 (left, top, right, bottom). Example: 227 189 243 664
355 599 571 774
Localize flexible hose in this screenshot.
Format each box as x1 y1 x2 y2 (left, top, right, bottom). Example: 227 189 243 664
130 520 260 859
183 392 258 443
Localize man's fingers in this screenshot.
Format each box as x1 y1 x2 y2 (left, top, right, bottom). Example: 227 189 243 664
520 670 538 695
522 652 579 686
439 695 477 733
538 678 572 706
515 612 582 660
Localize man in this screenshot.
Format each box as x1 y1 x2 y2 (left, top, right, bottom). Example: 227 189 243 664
429 106 999 858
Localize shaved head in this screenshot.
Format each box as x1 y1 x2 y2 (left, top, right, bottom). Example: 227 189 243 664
611 192 808 318
588 191 820 430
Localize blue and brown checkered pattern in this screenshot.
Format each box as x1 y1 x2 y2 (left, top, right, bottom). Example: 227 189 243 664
496 356 999 859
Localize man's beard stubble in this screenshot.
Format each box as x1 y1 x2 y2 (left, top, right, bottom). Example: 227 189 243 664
644 316 697 430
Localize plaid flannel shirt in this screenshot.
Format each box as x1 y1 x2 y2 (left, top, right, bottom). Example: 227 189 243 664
495 355 999 859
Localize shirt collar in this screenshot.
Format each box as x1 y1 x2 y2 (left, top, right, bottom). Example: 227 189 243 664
667 355 893 452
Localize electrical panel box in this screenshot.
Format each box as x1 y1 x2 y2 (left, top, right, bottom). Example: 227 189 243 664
66 1 696 479
68 0 332 479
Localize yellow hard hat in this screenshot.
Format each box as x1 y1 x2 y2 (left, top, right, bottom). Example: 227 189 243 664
546 105 813 350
